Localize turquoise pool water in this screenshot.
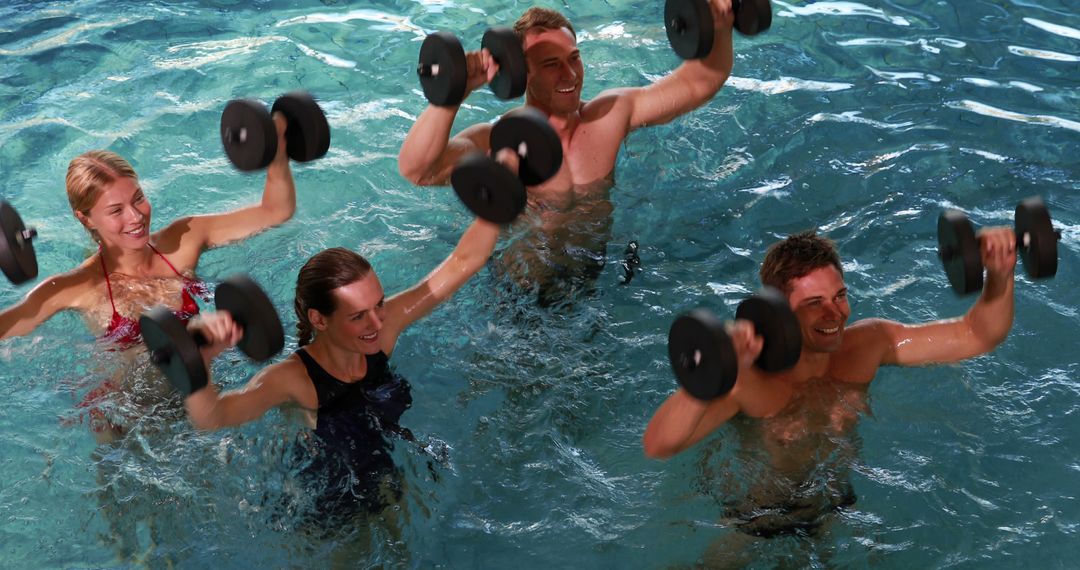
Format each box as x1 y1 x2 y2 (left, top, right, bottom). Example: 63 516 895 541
1 0 1078 567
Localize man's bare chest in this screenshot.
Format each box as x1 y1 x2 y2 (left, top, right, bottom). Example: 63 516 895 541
564 126 621 183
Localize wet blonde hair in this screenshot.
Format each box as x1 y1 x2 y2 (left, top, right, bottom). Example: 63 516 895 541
66 150 138 216
66 150 138 243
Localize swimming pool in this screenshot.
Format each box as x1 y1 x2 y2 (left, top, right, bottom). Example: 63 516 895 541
1 0 1077 567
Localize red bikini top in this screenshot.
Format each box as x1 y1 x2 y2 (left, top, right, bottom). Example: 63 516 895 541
99 244 211 350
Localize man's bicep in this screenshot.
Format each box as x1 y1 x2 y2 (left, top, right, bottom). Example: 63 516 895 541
686 394 741 444
643 388 739 459
867 317 983 366
603 86 669 131
423 124 490 186
623 73 709 129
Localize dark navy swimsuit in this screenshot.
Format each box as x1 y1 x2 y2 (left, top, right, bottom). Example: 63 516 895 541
296 348 413 517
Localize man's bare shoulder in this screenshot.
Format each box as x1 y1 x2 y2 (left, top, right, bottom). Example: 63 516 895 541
460 120 494 136
833 318 901 382
844 318 899 346
729 371 793 418
580 89 634 122
453 120 494 150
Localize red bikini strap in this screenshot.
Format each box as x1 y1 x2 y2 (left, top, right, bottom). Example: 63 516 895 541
148 243 185 279
97 248 119 314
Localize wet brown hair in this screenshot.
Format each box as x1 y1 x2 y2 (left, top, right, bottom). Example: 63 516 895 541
513 7 576 40
294 247 373 347
759 231 843 294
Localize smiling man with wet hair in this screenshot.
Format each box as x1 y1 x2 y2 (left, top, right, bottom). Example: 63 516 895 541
644 227 1018 539
399 3 738 303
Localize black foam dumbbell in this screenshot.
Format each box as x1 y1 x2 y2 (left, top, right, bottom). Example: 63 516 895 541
667 287 801 400
450 107 563 223
938 196 1060 295
0 202 38 285
417 27 527 106
220 91 331 172
140 275 284 396
666 0 772 60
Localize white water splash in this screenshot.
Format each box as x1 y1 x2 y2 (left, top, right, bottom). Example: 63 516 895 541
773 0 911 26
726 76 852 94
742 176 792 196
958 148 1010 162
961 77 1044 93
276 9 425 37
706 281 754 297
293 41 356 68
946 100 1080 133
1023 18 1080 41
1007 45 1080 62
807 111 919 131
866 66 942 86
837 37 966 54
154 36 288 69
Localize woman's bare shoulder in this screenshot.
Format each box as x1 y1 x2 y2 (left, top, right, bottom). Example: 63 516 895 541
252 352 317 408
27 256 105 311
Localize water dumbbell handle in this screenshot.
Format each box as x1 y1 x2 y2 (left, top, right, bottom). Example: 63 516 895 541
16 228 36 246
476 184 493 205
417 33 509 75
222 126 249 145
1018 229 1063 248
149 306 257 366
941 228 1062 261
149 329 209 366
416 63 441 77
679 347 704 372
668 288 801 401
669 16 689 33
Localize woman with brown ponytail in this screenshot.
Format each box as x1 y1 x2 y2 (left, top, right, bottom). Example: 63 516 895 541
179 213 502 516
182 216 501 431
174 152 516 515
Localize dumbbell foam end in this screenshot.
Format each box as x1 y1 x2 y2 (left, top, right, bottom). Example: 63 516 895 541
0 201 39 285
1015 196 1058 281
668 308 738 400
734 287 802 373
221 99 278 172
140 307 210 397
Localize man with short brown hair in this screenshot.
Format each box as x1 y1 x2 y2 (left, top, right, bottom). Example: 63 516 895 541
758 230 843 294
642 227 1017 537
400 3 733 194
512 7 576 40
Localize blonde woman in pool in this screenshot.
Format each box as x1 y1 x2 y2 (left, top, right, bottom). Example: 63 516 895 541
1 115 296 438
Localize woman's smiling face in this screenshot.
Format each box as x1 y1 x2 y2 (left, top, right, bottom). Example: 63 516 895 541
81 176 152 249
